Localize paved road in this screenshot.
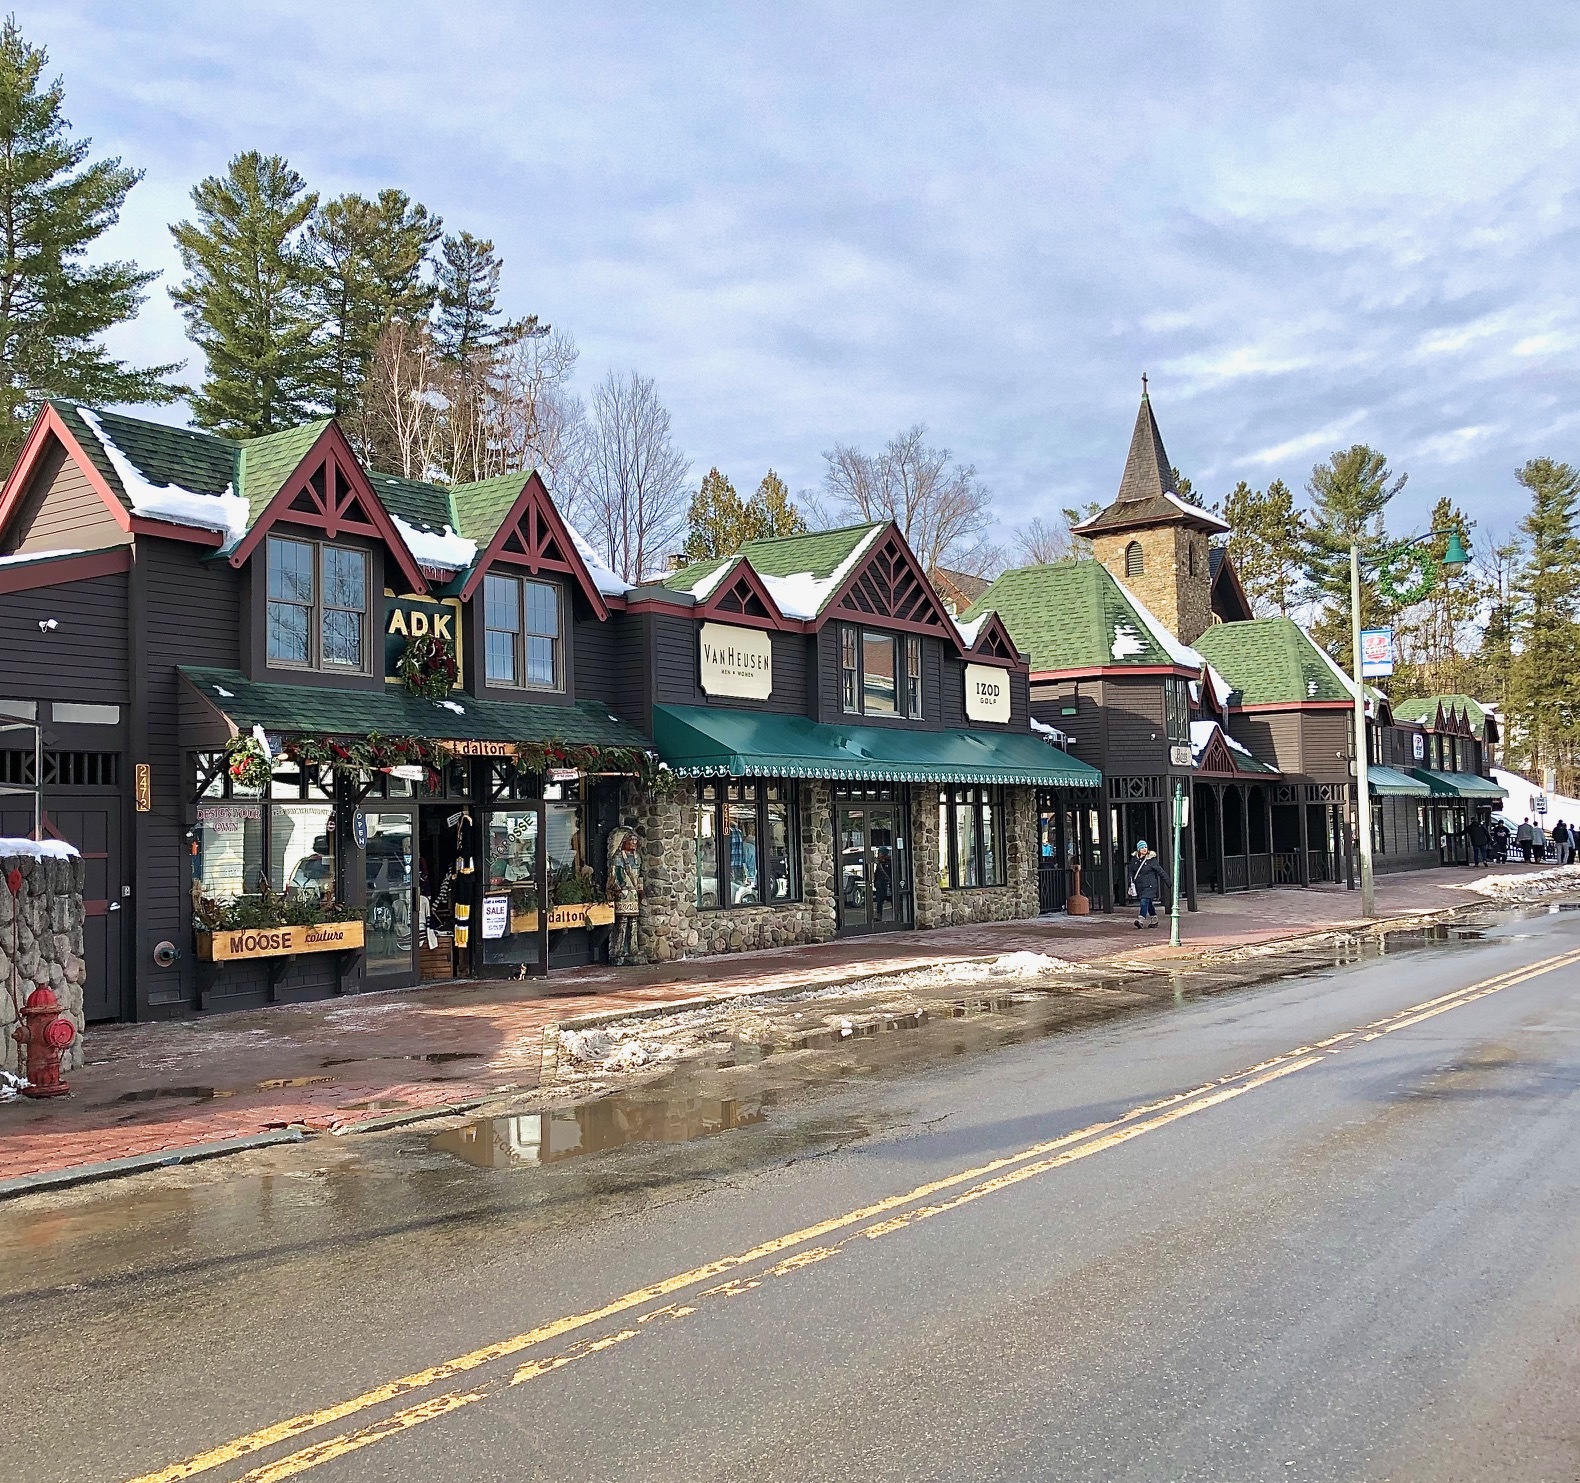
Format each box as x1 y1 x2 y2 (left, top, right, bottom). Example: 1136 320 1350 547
4 907 1580 1481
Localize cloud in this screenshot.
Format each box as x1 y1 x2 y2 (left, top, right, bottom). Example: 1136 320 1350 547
1244 413 1369 469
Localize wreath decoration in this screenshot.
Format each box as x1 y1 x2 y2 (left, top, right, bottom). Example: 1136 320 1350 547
397 633 458 698
224 732 273 792
1376 543 1439 608
283 732 444 775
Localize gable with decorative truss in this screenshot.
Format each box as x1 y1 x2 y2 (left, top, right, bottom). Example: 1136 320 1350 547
230 424 428 593
830 528 959 645
967 612 1022 667
458 472 609 618
696 557 786 631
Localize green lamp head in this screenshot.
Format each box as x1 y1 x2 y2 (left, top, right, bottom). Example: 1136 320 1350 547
1441 530 1470 577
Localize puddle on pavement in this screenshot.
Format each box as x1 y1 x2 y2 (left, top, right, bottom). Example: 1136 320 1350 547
114 1086 233 1103
432 1093 767 1168
321 1051 485 1067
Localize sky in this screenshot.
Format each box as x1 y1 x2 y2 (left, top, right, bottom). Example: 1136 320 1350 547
24 2 1580 553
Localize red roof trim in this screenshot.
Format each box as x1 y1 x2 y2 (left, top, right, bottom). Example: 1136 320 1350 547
1029 663 1196 682
129 516 223 547
1233 700 1355 714
820 523 967 652
0 405 133 545
0 545 132 595
228 423 428 594
694 557 790 633
456 472 608 619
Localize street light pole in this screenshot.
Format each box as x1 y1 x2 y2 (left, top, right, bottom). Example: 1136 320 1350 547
1351 538 1375 918
1169 779 1183 946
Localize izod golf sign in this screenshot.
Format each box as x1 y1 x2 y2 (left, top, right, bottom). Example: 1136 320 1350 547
965 663 1010 723
700 622 772 699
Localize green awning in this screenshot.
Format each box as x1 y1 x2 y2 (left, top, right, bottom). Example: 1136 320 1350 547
1368 766 1430 797
1411 768 1508 800
653 704 1101 788
179 666 649 749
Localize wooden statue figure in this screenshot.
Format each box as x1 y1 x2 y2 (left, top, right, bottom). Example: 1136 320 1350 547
607 826 644 965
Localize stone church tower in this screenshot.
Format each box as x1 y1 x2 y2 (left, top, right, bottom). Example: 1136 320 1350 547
1073 380 1229 645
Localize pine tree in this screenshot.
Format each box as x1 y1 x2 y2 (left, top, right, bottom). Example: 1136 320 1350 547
1221 477 1304 615
1391 497 1483 697
1301 445 1405 666
0 18 179 472
1510 459 1580 794
1170 467 1203 506
433 231 535 363
682 468 749 560
749 470 807 540
310 189 440 418
170 153 321 436
1469 534 1521 745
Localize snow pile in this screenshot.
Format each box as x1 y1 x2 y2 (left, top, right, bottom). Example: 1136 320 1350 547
1492 769 1580 824
0 1069 27 1102
1451 863 1580 896
558 1025 685 1073
390 514 477 572
758 525 885 619
1030 717 1069 746
561 516 634 597
0 838 78 860
886 951 1074 991
78 407 251 550
953 613 987 647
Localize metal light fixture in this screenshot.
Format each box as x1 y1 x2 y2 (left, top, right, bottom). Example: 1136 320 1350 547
1440 530 1470 577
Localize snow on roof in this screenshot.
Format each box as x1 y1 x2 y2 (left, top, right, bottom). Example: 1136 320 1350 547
681 560 734 601
1111 623 1147 659
0 548 83 567
1189 719 1254 762
390 513 477 572
77 407 251 551
1161 490 1231 531
1110 576 1231 705
0 838 79 860
1030 716 1069 745
757 524 884 620
1308 642 1376 713
953 613 988 647
561 516 634 597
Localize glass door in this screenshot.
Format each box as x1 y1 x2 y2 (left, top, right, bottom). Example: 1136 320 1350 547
838 806 869 929
362 808 416 976
867 804 905 926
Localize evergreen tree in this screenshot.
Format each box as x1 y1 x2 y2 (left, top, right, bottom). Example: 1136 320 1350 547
1170 466 1203 506
1469 533 1521 745
750 469 807 540
432 231 535 363
1391 497 1483 698
1510 459 1580 793
0 18 179 472
1301 445 1405 666
309 189 440 418
1221 477 1304 615
170 152 321 436
682 467 749 561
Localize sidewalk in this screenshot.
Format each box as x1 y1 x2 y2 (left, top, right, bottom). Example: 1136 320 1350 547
0 863 1565 1184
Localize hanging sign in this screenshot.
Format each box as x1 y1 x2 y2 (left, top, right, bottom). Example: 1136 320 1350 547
699 623 773 699
965 664 1011 723
1360 627 1396 678
439 740 516 758
1412 732 1426 761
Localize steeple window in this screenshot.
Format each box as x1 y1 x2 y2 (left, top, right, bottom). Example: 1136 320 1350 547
1125 541 1145 577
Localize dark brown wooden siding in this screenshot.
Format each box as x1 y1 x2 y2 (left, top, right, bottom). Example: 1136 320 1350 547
8 438 129 555
1100 674 1171 775
649 613 810 716
0 572 129 702
1030 679 1104 773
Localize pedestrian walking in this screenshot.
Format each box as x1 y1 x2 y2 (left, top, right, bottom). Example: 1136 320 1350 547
1467 816 1489 868
1492 818 1511 862
1516 817 1536 863
1553 819 1573 867
1127 839 1169 929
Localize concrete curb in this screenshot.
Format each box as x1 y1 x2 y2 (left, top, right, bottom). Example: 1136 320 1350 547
0 1128 305 1201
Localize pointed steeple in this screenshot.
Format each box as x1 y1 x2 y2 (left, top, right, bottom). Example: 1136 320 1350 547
1073 379 1226 537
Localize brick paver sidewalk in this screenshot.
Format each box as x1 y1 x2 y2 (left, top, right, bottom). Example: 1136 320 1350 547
0 864 1552 1183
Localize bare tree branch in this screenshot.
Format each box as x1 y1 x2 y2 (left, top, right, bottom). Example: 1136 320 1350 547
586 370 690 581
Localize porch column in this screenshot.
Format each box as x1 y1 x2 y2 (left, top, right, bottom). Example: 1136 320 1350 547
1214 783 1227 895
1297 789 1311 886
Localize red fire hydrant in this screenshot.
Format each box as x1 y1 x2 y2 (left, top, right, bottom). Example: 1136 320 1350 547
17 985 75 1098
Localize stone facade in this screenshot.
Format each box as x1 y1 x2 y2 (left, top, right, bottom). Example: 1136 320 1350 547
1092 525 1214 646
0 846 87 1073
911 785 1040 929
629 779 839 963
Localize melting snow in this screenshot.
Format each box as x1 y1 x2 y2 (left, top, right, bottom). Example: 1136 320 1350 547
438 700 466 715
1030 717 1069 745
213 685 234 698
0 548 82 566
0 838 79 860
758 525 885 620
389 514 477 572
78 407 250 550
953 613 988 647
1111 623 1147 659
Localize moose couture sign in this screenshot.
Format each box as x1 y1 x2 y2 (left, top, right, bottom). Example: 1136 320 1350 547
964 663 1011 723
700 622 773 699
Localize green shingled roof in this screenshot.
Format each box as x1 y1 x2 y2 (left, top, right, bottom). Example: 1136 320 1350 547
180 666 648 748
657 557 732 597
50 400 239 505
962 560 1171 670
367 470 461 540
1392 694 1490 729
737 521 880 580
447 472 532 547
1194 618 1353 705
236 420 332 521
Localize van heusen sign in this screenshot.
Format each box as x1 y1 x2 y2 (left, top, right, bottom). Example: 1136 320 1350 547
197 920 366 962
384 590 465 683
699 622 773 699
964 663 1011 723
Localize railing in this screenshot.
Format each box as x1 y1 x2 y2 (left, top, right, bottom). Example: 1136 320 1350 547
1037 862 1067 913
1306 850 1332 883
1222 855 1249 890
1272 851 1303 885
1249 853 1273 888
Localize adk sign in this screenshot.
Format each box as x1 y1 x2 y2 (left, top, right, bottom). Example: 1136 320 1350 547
699 623 773 699
965 663 1011 723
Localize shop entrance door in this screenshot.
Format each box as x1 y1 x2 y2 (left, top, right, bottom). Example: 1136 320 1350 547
836 801 910 934
360 807 416 980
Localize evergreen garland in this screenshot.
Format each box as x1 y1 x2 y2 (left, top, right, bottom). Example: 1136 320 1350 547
397 633 459 697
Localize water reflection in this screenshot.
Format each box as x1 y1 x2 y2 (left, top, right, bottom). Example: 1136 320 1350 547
432 1094 767 1169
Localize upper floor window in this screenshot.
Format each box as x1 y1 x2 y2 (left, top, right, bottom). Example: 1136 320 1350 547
266 536 368 671
841 625 922 718
1164 677 1190 744
1125 541 1145 577
485 574 562 690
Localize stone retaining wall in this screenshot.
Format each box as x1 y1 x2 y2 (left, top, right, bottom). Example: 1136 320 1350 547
0 845 87 1073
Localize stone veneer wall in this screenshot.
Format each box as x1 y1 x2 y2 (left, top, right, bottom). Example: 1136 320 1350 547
628 779 839 963
0 846 87 1073
1091 525 1214 646
911 785 1040 928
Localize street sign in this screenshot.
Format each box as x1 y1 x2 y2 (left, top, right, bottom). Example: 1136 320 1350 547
1360 627 1396 677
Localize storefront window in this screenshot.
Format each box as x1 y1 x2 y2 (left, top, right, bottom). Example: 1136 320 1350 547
938 786 1005 890
483 808 541 967
696 780 798 909
265 536 368 672
271 803 335 898
194 802 264 899
546 790 589 904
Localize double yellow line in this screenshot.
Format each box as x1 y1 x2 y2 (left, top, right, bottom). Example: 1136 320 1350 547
129 944 1580 1483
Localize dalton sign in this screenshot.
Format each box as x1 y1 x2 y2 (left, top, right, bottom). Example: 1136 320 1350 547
964 663 1011 723
700 622 772 699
